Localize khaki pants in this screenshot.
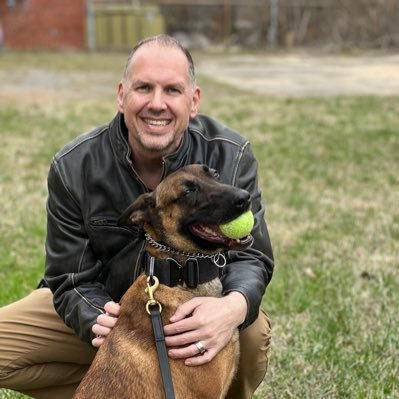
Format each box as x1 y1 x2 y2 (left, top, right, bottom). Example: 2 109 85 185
0 289 271 399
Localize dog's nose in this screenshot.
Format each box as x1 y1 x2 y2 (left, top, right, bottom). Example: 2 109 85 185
234 190 251 211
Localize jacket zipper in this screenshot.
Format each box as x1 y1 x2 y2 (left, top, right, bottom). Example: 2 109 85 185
125 152 166 192
124 153 149 192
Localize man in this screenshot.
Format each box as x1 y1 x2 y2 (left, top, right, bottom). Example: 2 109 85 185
0 35 273 398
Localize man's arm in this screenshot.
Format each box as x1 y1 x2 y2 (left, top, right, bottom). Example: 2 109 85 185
44 160 112 344
221 141 274 327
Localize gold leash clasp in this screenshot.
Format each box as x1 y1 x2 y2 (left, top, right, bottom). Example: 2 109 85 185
145 275 162 315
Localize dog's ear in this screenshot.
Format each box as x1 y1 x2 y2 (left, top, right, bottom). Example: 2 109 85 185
118 193 155 226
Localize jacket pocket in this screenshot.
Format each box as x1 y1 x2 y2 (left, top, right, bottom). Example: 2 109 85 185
88 216 142 264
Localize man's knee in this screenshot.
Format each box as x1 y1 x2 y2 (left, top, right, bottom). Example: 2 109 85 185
0 367 13 383
239 309 271 372
226 309 272 399
0 290 95 392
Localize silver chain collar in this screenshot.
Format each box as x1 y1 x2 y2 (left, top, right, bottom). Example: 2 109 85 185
144 232 227 268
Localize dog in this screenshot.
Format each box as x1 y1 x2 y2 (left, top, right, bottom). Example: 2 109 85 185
73 164 254 399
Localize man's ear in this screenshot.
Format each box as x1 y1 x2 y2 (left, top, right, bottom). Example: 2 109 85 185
118 193 155 226
117 81 124 114
190 86 201 118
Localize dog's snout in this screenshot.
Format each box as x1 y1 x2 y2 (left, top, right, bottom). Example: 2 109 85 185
234 190 251 211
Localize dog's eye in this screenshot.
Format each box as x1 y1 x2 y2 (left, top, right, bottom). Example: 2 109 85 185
183 181 197 196
185 188 195 196
184 186 197 195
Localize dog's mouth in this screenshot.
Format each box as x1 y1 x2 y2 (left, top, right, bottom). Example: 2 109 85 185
189 224 253 250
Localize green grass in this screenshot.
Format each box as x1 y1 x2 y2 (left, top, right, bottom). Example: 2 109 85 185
0 52 398 398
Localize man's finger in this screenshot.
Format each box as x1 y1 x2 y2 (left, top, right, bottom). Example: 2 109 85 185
169 297 201 323
96 313 118 328
164 329 201 346
92 323 112 337
92 336 105 348
104 301 120 316
185 348 215 366
167 341 207 359
163 317 197 336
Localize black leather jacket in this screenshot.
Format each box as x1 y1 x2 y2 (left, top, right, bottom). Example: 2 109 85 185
44 113 274 344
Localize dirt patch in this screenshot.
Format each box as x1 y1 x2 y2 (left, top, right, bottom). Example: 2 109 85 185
197 53 399 97
0 68 117 106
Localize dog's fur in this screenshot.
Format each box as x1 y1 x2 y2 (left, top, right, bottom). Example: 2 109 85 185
73 164 254 399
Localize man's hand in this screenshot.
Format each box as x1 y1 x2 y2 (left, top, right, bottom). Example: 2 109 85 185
163 291 247 366
91 301 120 348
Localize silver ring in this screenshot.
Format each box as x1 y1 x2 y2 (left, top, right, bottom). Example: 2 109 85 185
194 340 206 355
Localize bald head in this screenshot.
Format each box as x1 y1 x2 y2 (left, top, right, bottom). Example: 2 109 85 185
123 35 196 87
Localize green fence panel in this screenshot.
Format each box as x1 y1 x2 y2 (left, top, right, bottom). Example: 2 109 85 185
92 5 165 51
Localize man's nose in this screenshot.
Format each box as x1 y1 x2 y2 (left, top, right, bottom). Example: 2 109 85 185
148 88 167 110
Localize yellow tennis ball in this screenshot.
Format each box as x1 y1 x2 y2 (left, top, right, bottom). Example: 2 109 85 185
219 210 254 239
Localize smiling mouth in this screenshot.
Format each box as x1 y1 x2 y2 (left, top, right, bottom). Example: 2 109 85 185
142 118 172 127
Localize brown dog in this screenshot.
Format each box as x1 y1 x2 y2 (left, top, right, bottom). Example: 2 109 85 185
73 164 254 399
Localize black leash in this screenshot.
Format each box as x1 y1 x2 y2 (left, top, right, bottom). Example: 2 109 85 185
149 306 175 399
145 260 175 399
143 250 227 399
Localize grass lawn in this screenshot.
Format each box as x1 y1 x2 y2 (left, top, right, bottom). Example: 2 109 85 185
0 52 398 398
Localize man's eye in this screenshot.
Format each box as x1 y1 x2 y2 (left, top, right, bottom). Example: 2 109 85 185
135 85 150 93
167 87 182 95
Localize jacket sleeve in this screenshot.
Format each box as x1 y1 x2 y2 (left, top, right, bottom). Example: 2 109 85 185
44 159 112 344
221 142 274 329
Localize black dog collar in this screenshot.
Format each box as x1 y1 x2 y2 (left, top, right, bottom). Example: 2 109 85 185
144 252 223 289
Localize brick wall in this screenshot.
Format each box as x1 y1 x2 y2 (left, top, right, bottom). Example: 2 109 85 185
0 0 86 50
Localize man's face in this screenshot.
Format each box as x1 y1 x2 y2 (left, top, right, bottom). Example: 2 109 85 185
117 43 200 158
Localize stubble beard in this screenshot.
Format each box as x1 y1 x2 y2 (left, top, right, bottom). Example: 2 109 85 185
134 127 183 156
